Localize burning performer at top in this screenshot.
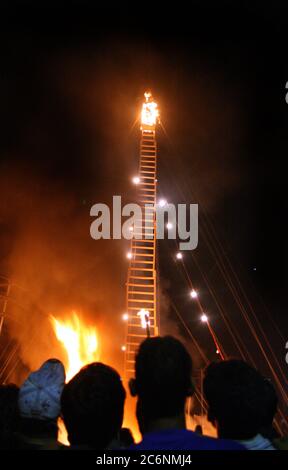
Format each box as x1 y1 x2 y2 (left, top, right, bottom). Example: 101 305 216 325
141 91 159 129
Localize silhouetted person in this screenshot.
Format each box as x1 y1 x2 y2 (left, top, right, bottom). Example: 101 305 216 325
129 336 244 450
203 359 277 450
0 383 19 449
17 358 65 450
61 362 126 449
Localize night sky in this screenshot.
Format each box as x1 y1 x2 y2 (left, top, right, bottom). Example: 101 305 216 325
0 3 287 422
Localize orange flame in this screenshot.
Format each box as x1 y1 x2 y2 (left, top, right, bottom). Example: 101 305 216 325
141 91 159 128
50 311 99 382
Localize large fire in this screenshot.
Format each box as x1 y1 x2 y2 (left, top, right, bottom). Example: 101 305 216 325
50 311 99 382
50 311 99 446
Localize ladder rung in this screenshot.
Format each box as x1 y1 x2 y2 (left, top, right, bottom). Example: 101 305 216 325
130 261 154 265
130 266 154 271
126 282 156 288
134 217 154 221
128 325 155 330
126 333 150 338
128 298 154 304
128 306 155 311
128 276 154 280
129 313 156 319
128 290 155 296
128 321 155 326
127 283 155 288
134 219 154 224
132 236 154 240
130 247 154 251
132 253 154 258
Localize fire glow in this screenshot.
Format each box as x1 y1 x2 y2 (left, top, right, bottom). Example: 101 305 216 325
141 91 159 127
50 311 99 382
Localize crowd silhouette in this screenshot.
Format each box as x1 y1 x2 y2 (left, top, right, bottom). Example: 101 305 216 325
0 335 287 451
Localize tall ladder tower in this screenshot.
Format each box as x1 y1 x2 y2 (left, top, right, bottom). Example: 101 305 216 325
124 92 160 379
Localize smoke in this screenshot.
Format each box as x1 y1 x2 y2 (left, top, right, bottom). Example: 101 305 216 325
0 163 126 381
0 36 248 383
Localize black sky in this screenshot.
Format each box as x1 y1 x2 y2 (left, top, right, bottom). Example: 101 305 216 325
0 3 287 409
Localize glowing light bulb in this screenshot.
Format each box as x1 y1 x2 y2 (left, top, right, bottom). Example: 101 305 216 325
190 289 198 299
132 176 140 185
158 199 167 207
176 252 183 260
166 222 173 229
129 226 134 232
121 345 126 351
127 252 132 260
216 349 220 355
201 314 208 323
122 313 128 321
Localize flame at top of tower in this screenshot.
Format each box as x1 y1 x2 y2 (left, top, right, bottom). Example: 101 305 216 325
141 91 159 129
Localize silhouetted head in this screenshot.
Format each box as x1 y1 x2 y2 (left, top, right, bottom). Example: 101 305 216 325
203 359 278 440
0 384 19 449
61 362 126 448
129 336 194 432
258 378 278 438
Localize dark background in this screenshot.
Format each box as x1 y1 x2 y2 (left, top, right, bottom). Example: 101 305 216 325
0 2 287 425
